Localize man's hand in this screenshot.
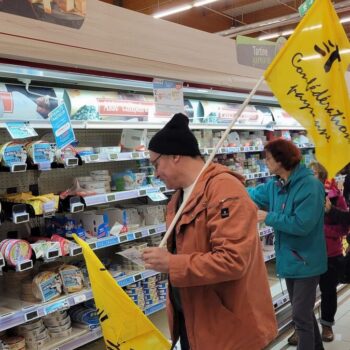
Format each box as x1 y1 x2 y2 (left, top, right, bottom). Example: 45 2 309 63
142 247 171 273
257 210 268 223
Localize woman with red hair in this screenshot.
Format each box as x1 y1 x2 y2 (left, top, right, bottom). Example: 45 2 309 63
248 138 327 350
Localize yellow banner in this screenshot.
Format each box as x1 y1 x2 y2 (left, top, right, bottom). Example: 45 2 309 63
264 0 350 178
73 235 171 350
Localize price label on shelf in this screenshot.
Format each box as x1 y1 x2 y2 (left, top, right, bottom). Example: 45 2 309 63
88 154 99 162
132 152 141 159
24 310 39 322
16 260 33 272
108 153 119 161
73 294 87 305
44 299 69 315
134 231 142 239
106 193 117 203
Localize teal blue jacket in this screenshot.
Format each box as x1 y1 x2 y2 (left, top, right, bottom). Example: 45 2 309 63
248 164 327 278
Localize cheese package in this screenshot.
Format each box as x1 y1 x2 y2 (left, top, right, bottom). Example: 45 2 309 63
32 271 62 302
0 335 25 350
0 142 27 168
58 265 84 293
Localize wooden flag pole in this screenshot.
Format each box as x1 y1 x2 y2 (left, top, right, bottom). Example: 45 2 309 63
159 75 265 247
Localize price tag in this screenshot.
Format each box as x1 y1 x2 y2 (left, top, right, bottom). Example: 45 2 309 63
149 228 156 235
16 259 33 272
106 194 117 203
10 163 27 172
139 189 147 196
89 242 96 250
25 310 39 322
71 203 84 213
73 294 87 305
45 249 60 260
89 154 99 162
134 232 142 239
134 274 142 281
65 158 78 167
127 233 134 241
119 235 128 243
70 246 82 256
44 299 69 315
132 152 140 159
13 212 29 224
0 253 4 268
108 153 119 161
143 151 150 158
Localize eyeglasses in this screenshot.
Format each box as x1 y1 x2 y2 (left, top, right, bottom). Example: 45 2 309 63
150 154 162 170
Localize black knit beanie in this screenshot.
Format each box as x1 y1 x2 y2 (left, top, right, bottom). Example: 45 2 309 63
148 113 201 156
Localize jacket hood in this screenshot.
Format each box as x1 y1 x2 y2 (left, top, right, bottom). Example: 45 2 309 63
200 162 245 185
286 163 313 186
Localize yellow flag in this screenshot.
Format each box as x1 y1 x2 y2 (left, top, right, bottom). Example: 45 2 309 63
264 0 350 178
73 234 171 350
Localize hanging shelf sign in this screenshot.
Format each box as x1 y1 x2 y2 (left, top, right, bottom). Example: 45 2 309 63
49 103 76 150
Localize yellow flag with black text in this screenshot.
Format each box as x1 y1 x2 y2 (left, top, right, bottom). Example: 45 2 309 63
264 0 350 178
73 235 171 350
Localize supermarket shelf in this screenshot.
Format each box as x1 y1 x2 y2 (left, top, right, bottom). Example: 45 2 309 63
295 143 315 149
259 226 274 237
245 171 271 180
84 186 169 206
202 145 264 155
273 293 290 310
47 327 102 350
83 223 166 252
144 300 166 316
264 251 276 262
0 269 160 332
50 301 167 350
81 151 149 164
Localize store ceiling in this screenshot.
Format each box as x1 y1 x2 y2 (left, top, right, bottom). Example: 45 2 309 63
101 0 350 40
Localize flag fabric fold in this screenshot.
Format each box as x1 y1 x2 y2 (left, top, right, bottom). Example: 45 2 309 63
264 0 350 177
73 234 171 350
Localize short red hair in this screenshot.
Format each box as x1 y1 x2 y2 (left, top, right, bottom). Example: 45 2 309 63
264 138 301 171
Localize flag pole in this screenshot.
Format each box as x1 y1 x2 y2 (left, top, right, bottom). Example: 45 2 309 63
159 75 265 247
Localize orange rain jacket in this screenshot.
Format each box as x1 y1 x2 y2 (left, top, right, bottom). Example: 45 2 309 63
166 163 277 350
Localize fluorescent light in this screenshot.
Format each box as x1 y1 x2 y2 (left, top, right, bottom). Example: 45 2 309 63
193 0 219 6
258 33 280 41
340 16 350 23
153 4 192 18
281 29 294 36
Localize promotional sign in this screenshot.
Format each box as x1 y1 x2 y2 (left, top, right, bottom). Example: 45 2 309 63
0 0 86 29
49 103 75 149
153 79 184 115
236 35 277 70
5 122 38 139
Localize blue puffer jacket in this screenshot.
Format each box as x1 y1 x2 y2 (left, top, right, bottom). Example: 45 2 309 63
248 164 327 278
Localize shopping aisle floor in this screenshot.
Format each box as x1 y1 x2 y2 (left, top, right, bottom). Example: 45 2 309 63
79 287 350 350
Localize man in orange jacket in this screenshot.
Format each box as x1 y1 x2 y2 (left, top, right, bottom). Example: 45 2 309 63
142 113 277 350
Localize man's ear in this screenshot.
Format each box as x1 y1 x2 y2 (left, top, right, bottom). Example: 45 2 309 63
173 155 181 163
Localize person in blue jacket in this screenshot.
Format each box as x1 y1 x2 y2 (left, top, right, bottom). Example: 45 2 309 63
248 138 327 350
